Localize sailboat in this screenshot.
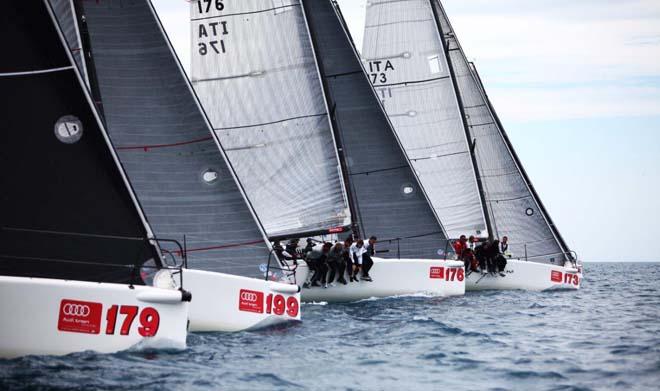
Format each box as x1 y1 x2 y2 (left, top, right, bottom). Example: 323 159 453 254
191 0 465 303
50 0 300 332
0 1 190 359
363 0 582 291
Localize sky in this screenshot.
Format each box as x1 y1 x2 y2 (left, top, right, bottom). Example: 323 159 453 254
152 0 660 261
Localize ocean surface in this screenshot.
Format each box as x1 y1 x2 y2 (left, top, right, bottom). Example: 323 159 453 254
1 262 659 390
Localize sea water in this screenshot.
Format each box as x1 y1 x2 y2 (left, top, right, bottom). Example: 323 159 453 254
1 262 659 390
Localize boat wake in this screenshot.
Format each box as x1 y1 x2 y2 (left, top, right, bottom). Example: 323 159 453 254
355 291 443 303
127 338 187 354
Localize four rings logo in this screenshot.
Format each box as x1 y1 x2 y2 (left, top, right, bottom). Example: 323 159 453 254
240 291 259 302
58 299 102 334
62 303 91 317
238 289 264 314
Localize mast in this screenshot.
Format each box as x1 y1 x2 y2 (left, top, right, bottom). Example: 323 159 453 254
428 0 494 240
300 0 362 238
470 63 574 260
70 0 105 117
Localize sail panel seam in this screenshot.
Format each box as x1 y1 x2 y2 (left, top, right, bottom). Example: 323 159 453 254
411 150 469 161
349 165 409 176
213 112 328 131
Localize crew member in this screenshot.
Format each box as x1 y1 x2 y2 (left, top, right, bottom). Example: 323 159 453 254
453 235 468 259
350 239 367 282
326 242 346 286
306 242 332 287
285 238 300 264
342 238 354 283
474 240 488 274
361 236 377 282
500 236 509 257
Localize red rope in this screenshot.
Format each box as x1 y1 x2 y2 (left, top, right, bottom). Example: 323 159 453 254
116 136 214 152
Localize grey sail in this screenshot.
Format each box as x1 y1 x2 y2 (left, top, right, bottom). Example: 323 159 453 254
430 0 571 264
190 0 351 239
61 0 273 278
362 0 486 239
303 0 449 259
50 0 89 87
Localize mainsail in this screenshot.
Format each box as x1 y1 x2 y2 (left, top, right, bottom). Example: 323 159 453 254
364 0 573 264
303 0 450 258
362 0 486 239
190 0 351 239
0 0 162 284
429 0 572 264
59 0 274 278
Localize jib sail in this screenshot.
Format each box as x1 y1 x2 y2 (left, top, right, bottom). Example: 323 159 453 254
0 0 162 285
190 0 352 239
61 0 275 279
302 0 450 259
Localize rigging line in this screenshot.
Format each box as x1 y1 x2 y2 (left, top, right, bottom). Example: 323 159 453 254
1 226 144 242
0 254 145 269
373 75 450 88
116 135 214 151
0 65 73 77
381 230 446 242
173 240 266 255
191 4 300 22
214 112 328 131
349 165 408 176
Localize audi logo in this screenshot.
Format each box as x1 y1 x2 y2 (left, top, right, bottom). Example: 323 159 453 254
240 292 258 302
62 303 91 317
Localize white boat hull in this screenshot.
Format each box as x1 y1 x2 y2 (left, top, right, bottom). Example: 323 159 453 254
296 258 465 303
0 276 189 359
465 259 582 291
182 269 301 332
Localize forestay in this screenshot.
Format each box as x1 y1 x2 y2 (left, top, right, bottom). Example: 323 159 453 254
190 0 351 239
430 0 571 264
0 0 161 285
69 0 273 278
362 0 486 239
303 0 450 259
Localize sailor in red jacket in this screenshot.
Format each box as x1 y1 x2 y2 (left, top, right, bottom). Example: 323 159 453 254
453 235 468 259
